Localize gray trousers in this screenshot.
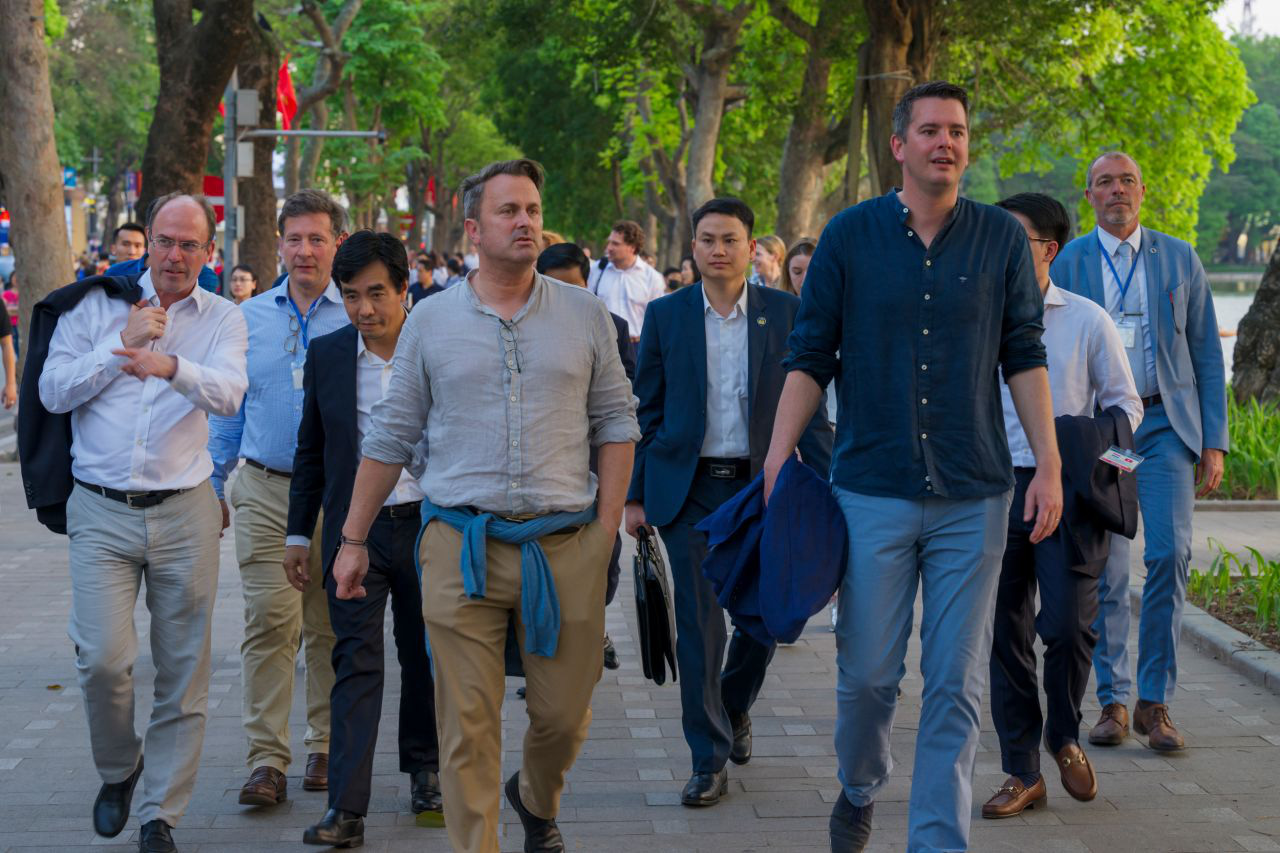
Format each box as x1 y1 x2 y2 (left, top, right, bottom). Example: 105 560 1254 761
66 481 222 828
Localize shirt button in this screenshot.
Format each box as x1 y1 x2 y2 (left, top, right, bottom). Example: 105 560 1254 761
925 259 932 267
903 207 909 214
926 484 933 491
921 433 928 440
925 475 931 482
511 440 519 447
136 439 143 446
510 395 517 402
922 329 929 335
921 364 928 371
921 398 928 405
924 294 931 301
510 481 519 489
907 230 914 237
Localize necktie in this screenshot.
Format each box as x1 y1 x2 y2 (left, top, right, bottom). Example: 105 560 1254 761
1115 241 1150 395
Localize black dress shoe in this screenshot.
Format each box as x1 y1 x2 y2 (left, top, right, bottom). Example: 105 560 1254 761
829 791 873 852
504 771 565 852
138 819 176 853
603 633 620 670
728 712 752 765
93 756 144 837
681 768 728 807
410 769 443 814
303 808 364 848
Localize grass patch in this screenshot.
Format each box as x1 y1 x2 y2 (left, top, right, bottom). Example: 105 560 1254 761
1206 394 1280 500
1188 538 1280 651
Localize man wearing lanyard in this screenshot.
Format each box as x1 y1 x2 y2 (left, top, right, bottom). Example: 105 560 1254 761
1051 152 1227 751
209 189 351 805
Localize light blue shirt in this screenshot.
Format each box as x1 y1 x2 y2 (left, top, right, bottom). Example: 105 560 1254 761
208 278 350 498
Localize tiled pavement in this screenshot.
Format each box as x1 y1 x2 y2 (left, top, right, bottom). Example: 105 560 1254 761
1 461 1279 852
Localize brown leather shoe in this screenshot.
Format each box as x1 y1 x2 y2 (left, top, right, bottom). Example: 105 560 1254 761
238 766 287 806
1133 702 1185 751
981 775 1047 819
1053 742 1097 801
1088 702 1129 746
302 752 329 791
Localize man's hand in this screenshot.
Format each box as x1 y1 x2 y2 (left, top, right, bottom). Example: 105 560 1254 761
1196 448 1225 498
624 501 648 538
120 300 167 348
112 348 178 381
333 543 370 600
219 499 230 538
283 545 311 591
2 380 15 410
1024 466 1064 544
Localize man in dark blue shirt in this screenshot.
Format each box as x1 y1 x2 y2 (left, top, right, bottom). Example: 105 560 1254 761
764 81 1062 853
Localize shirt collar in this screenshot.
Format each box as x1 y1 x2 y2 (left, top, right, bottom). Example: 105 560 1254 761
701 281 748 319
273 276 342 308
1096 224 1142 257
1043 280 1066 308
462 269 544 323
138 268 209 313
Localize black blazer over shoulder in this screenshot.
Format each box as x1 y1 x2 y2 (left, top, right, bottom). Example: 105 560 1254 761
1053 405 1140 577
629 282 833 529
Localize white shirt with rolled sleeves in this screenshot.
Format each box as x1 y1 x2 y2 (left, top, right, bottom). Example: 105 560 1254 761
700 284 750 458
588 258 666 339
1001 281 1143 468
38 269 249 491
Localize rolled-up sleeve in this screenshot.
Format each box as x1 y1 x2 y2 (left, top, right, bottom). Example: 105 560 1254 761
586 301 640 446
784 218 844 386
363 312 433 466
998 231 1048 379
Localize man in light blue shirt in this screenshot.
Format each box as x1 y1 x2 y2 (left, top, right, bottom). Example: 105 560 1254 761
208 189 350 806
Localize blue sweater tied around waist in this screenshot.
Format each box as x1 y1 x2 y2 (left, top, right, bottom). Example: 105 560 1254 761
417 497 597 658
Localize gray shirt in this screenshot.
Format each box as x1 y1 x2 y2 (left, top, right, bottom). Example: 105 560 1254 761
363 271 640 516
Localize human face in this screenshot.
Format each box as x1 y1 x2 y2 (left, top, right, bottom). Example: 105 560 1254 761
229 270 256 302
112 229 146 262
545 264 587 287
787 252 811 293
340 260 406 345
280 212 344 292
891 97 969 194
680 258 695 285
605 230 637 268
753 244 779 282
1008 211 1056 291
464 174 543 269
692 214 753 286
1085 154 1145 236
147 198 214 296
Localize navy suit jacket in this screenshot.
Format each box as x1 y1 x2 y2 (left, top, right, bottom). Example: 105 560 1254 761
628 282 834 528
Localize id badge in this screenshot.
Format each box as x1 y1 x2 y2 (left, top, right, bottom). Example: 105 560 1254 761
1116 318 1137 349
292 366 305 390
1099 445 1143 473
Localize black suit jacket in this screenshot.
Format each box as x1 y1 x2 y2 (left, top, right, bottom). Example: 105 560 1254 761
611 313 636 382
629 282 834 528
1053 405 1140 577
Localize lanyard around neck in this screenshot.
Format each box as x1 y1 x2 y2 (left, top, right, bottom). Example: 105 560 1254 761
1098 234 1141 304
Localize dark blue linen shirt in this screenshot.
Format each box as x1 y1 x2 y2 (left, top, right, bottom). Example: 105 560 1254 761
785 190 1047 500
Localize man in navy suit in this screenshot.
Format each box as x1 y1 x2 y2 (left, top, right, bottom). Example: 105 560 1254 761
284 231 440 848
624 197 833 807
1052 152 1228 752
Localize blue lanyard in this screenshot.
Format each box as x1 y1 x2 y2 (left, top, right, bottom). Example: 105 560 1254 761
1098 235 1141 305
287 294 314 350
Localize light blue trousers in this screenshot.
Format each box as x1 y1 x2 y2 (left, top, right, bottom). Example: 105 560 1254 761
1092 404 1196 706
833 487 1012 853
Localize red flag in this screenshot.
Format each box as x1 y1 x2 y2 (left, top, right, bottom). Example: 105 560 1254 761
277 56 298 130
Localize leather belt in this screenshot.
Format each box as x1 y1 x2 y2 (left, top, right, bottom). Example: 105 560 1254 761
246 458 293 478
700 456 750 480
1141 393 1163 409
378 501 422 520
75 479 187 509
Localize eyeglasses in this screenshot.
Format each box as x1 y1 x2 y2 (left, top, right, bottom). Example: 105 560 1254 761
499 320 522 375
284 312 300 355
150 234 212 255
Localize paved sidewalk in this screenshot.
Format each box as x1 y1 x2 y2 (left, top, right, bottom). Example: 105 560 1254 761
1 461 1279 852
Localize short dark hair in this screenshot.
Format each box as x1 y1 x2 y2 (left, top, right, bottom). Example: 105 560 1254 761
996 192 1071 249
112 222 145 243
536 242 590 284
892 81 969 140
460 159 545 221
230 263 259 283
611 220 645 250
146 192 218 243
690 197 755 236
446 257 463 274
278 188 347 236
331 230 409 293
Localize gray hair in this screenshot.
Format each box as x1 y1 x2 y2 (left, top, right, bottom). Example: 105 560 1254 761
460 159 545 221
146 192 218 243
278 188 347 236
1086 151 1143 187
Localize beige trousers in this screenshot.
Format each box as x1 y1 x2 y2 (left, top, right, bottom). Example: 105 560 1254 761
420 517 611 853
229 463 335 772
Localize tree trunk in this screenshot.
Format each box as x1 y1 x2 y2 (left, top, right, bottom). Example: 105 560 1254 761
236 22 281 288
284 136 301 197
298 101 329 189
100 169 125 245
842 40 870 209
138 0 256 215
0 0 74 373
862 0 912 196
1232 244 1280 403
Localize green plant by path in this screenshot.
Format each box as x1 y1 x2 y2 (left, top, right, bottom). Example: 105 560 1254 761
1210 393 1280 500
1188 538 1280 638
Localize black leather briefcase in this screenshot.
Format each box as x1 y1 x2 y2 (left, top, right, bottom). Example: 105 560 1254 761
633 527 678 685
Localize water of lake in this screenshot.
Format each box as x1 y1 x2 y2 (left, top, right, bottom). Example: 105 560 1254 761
1212 278 1259 377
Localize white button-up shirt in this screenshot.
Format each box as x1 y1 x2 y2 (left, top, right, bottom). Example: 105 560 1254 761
356 334 426 507
1096 225 1158 395
588 258 666 338
1001 282 1143 468
39 270 249 491
699 284 750 458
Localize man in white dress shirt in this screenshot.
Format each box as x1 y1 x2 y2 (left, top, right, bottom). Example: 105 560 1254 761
588 219 666 341
981 192 1142 820
39 193 249 853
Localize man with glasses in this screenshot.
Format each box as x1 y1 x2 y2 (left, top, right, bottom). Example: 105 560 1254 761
209 189 349 808
330 159 639 853
39 193 248 852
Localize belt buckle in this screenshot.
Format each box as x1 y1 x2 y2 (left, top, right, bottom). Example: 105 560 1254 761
708 463 736 479
125 492 145 509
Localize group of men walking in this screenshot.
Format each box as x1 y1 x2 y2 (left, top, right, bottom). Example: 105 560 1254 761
24 77 1226 853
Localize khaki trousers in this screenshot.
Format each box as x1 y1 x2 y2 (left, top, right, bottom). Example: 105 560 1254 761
229 463 335 772
420 517 610 853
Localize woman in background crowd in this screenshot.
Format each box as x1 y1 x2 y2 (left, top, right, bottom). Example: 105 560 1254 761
749 234 785 289
781 238 817 295
228 264 260 304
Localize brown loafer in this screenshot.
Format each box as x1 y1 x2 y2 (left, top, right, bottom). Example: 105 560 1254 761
1088 702 1129 746
981 775 1047 819
303 752 329 791
1133 702 1185 751
239 766 287 806
1053 742 1097 801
